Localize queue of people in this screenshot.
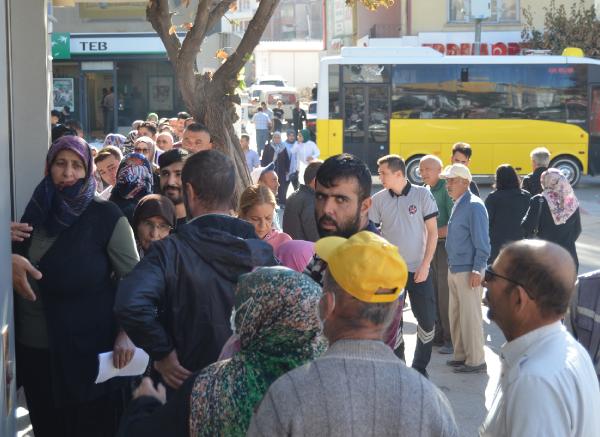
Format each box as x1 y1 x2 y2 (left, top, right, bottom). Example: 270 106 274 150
9 112 600 437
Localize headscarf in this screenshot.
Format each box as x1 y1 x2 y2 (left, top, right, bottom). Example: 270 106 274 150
21 136 96 236
189 267 325 436
276 240 315 272
102 133 127 150
299 128 312 143
134 136 157 165
122 130 138 155
541 168 579 225
132 194 176 231
113 153 153 201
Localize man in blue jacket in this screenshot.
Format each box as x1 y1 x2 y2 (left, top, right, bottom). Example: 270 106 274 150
442 164 490 374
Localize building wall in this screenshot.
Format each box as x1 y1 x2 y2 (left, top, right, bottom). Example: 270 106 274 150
356 1 402 38
52 1 204 33
409 0 595 34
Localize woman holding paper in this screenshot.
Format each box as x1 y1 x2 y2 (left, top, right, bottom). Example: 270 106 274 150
13 135 139 437
117 267 324 437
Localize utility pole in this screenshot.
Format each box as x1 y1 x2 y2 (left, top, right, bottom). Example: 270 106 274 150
473 17 483 55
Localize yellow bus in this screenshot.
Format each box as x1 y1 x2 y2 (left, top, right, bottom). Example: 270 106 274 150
316 46 600 186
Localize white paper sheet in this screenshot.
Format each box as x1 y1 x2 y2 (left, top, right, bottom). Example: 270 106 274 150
95 347 149 384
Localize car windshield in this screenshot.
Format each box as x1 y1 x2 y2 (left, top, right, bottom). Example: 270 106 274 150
259 80 285 86
308 103 317 114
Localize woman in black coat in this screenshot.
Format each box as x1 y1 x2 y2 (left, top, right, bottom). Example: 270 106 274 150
13 136 140 437
485 164 531 263
522 168 582 269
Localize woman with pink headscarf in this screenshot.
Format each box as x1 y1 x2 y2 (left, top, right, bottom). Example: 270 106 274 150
522 168 582 269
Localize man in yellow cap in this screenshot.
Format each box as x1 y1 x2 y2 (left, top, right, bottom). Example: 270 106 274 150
248 231 458 436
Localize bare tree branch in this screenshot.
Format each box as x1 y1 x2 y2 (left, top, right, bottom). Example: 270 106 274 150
146 0 181 64
213 0 279 89
179 0 211 66
207 0 238 32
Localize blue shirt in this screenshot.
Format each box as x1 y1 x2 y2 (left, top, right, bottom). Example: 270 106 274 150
253 112 271 130
245 149 260 171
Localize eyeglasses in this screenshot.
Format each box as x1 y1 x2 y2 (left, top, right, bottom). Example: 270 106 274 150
484 265 535 300
141 220 172 233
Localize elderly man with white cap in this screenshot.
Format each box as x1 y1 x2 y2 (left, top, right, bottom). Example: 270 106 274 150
441 163 490 374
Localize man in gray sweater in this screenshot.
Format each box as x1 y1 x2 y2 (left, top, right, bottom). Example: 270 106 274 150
248 231 459 437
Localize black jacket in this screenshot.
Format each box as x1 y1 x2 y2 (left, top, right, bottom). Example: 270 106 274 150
522 167 547 196
282 185 320 242
484 188 531 262
114 214 277 373
522 195 582 268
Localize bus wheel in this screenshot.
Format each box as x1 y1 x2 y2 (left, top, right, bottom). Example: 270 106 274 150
551 156 581 187
406 156 424 185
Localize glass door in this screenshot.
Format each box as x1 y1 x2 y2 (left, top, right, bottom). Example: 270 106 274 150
343 84 390 172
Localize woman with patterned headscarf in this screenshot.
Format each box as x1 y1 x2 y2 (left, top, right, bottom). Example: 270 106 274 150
103 133 127 151
12 136 140 436
109 153 154 225
522 168 582 268
117 267 325 437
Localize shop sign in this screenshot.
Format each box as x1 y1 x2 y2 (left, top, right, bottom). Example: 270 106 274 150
422 42 523 56
51 33 71 60
71 35 170 55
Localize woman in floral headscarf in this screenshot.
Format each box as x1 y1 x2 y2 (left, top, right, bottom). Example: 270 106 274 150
13 136 139 437
522 168 582 268
109 153 154 225
117 267 324 437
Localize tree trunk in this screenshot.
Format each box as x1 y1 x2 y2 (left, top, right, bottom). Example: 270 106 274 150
147 0 279 204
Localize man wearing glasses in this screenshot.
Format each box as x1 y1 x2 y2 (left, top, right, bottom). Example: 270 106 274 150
481 240 600 436
441 164 490 374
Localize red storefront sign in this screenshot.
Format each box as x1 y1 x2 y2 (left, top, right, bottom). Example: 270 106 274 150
422 42 522 55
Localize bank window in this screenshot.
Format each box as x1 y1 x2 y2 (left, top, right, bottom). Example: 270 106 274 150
449 0 519 23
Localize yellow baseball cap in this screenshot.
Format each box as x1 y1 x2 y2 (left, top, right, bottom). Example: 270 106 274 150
315 231 408 303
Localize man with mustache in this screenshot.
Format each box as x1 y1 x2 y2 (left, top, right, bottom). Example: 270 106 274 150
305 153 376 285
158 148 189 227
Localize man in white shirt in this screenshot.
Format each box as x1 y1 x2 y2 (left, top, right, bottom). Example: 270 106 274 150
480 239 600 437
252 107 272 157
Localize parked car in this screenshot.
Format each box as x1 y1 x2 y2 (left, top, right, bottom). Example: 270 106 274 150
251 75 288 88
306 101 317 140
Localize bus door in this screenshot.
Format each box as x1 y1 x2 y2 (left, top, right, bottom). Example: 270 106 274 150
588 84 600 175
343 84 390 172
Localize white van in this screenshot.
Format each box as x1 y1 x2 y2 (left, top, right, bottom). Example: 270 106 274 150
248 85 299 123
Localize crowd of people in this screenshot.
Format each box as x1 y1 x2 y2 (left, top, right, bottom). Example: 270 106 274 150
7 108 600 437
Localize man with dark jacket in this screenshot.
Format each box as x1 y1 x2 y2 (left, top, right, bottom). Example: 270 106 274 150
115 150 277 392
522 146 550 195
282 160 322 242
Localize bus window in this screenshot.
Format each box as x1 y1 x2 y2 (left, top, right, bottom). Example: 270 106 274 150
390 64 587 125
343 65 389 83
329 65 341 119
590 87 600 136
